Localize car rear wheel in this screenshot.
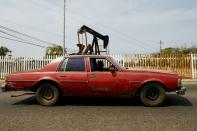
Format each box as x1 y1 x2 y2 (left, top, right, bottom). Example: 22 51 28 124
140 83 166 107
36 83 59 106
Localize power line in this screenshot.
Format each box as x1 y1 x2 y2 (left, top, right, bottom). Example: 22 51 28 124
38 0 157 50
28 1 124 54
81 21 159 51
0 24 56 46
0 30 35 44
0 24 76 49
0 28 56 48
0 18 82 53
0 29 78 52
29 1 154 52
0 35 47 48
1 0 147 54
0 17 62 38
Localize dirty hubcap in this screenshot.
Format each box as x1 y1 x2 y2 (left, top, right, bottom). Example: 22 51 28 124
41 87 54 100
146 87 159 101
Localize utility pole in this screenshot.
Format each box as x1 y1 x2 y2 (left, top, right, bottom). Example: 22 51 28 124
159 40 163 53
63 0 66 56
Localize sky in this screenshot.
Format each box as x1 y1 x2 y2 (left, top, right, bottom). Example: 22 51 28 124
0 0 197 56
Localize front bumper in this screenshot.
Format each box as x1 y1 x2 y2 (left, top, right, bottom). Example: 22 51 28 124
176 86 187 95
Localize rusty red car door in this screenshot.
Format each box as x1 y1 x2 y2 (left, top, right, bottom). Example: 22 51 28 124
57 57 88 96
87 58 129 96
88 72 123 96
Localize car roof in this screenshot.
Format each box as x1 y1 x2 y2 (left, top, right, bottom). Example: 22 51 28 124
65 55 111 58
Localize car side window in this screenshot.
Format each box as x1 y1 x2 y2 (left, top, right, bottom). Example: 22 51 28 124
66 58 85 71
90 58 115 72
59 58 85 72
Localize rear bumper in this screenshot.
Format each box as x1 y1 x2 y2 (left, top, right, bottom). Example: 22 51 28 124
0 84 7 92
0 83 15 92
176 86 186 95
1 83 32 92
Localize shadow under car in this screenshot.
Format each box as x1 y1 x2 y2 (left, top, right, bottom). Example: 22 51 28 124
13 94 192 107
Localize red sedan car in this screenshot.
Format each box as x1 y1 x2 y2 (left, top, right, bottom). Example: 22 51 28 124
1 55 186 106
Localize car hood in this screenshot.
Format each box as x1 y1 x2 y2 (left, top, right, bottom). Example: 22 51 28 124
126 68 178 76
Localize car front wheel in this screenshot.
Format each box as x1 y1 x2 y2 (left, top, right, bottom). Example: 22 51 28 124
36 83 60 106
140 83 166 107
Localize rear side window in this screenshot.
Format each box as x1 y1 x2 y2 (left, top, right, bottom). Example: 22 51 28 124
59 58 85 71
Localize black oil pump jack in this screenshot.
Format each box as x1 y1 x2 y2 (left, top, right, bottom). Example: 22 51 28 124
75 25 109 55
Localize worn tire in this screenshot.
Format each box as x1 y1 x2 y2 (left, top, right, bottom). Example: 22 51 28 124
36 83 60 106
140 83 166 107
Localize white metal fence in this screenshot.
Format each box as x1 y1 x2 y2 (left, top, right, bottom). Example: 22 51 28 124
191 54 197 78
0 54 197 79
0 56 60 79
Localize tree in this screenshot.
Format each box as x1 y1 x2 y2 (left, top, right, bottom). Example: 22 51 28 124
160 46 197 54
181 46 197 54
45 45 64 56
161 47 181 54
0 46 11 56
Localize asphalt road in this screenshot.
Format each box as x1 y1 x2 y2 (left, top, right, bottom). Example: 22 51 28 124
0 84 197 131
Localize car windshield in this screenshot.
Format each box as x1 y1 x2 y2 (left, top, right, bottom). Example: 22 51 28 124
109 57 127 71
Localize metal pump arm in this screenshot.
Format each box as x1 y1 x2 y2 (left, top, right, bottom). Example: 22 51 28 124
78 25 109 55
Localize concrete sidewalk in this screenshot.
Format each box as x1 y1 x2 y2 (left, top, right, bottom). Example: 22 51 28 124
182 79 197 84
0 80 4 84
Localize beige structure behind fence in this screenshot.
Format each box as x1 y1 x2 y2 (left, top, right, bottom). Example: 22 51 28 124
111 54 195 78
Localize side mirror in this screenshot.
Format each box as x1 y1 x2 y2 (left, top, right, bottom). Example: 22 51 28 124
109 66 116 73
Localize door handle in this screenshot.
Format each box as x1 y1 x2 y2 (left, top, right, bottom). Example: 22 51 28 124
58 75 66 78
89 74 95 78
